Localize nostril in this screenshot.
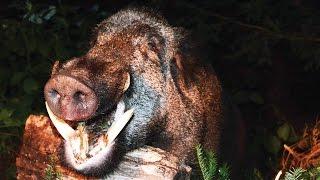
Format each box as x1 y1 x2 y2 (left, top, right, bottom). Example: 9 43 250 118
73 91 86 102
49 89 60 100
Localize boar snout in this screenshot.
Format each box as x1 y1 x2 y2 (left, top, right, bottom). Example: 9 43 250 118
44 75 98 121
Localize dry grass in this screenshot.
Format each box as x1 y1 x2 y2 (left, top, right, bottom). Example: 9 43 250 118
281 118 320 170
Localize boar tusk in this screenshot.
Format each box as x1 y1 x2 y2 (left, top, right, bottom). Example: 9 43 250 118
107 108 134 145
123 73 130 92
45 101 76 140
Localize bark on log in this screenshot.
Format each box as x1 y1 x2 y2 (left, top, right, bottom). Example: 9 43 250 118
16 115 192 179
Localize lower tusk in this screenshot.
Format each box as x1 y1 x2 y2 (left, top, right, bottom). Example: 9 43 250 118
106 108 134 145
45 101 76 140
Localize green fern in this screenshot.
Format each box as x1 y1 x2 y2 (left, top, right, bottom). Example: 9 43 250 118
219 163 230 180
196 144 216 180
282 167 320 180
306 167 320 179
196 144 230 180
284 168 306 180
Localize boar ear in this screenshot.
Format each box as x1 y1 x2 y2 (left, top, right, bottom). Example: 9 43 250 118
135 35 164 59
123 72 130 92
147 36 162 53
51 61 61 77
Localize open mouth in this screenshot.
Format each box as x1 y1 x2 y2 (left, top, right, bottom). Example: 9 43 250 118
45 100 134 170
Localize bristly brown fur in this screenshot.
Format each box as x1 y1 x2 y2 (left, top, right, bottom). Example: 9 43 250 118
45 8 243 176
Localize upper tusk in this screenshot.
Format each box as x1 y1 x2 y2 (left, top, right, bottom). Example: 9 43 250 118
123 73 130 92
45 101 76 140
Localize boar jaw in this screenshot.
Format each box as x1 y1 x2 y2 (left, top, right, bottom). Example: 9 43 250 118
45 100 133 169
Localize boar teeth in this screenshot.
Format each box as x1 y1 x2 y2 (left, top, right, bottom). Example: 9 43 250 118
77 124 89 160
69 124 89 162
46 100 133 162
88 101 133 156
45 101 76 140
88 135 108 157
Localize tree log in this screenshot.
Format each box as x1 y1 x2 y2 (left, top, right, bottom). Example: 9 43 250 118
16 115 192 179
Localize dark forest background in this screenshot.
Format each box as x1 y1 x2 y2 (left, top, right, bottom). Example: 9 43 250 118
0 0 320 179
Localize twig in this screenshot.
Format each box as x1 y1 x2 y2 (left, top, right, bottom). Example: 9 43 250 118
284 144 300 160
0 132 19 136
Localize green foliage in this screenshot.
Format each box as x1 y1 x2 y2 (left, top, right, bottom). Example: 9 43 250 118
23 3 57 24
264 121 299 156
196 145 230 180
0 1 108 177
1 0 319 179
218 164 231 180
233 91 265 105
243 168 264 180
277 123 291 141
196 144 217 180
281 167 320 180
284 168 306 180
44 156 61 180
264 135 282 155
306 167 320 179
